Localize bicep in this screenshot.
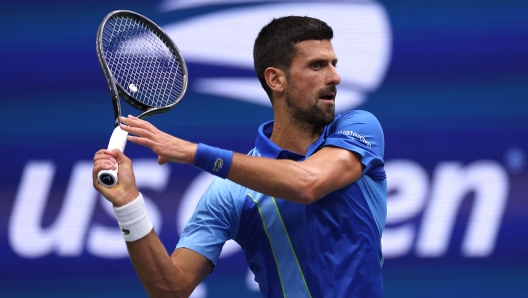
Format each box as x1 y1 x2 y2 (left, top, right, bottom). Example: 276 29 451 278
170 248 214 293
302 146 363 199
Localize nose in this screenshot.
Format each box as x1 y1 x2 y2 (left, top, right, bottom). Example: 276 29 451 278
328 64 341 86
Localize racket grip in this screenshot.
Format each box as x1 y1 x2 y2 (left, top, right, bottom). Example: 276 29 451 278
98 126 129 188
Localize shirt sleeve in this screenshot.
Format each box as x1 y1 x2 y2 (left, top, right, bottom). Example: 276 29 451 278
324 110 385 179
176 177 242 265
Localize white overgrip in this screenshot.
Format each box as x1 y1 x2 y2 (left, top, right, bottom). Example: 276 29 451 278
98 126 129 187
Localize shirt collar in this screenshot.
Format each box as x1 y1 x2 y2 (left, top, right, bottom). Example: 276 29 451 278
255 120 325 161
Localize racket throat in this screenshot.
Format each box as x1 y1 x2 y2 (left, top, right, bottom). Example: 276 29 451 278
111 95 122 127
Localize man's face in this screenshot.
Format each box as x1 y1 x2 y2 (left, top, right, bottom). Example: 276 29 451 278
284 39 341 128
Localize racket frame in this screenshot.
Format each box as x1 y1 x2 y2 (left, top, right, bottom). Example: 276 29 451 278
95 10 188 187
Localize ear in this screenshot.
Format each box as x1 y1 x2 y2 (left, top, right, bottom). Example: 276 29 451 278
264 67 286 94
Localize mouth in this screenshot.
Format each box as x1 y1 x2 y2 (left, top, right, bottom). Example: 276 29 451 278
318 87 337 102
319 94 335 102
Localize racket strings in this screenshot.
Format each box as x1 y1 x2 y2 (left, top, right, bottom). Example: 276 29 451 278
101 16 184 108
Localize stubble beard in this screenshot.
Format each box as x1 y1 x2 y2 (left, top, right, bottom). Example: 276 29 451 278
285 85 336 132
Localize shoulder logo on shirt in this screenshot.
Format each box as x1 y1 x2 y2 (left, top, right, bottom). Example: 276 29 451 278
337 130 372 148
214 158 223 172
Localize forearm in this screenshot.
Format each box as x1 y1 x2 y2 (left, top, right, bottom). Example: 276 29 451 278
126 232 191 298
190 144 362 204
93 144 209 296
227 153 322 204
225 147 362 204
113 194 197 297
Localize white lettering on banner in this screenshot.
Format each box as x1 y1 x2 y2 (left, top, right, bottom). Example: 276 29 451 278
8 158 510 260
416 161 509 257
9 161 98 258
8 160 167 259
382 160 509 258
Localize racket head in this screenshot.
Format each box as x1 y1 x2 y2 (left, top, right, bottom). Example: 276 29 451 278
96 10 188 117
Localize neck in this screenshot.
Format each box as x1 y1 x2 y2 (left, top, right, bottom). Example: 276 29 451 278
269 110 324 156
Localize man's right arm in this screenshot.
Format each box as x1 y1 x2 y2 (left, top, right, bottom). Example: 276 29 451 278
93 149 213 297
127 232 213 297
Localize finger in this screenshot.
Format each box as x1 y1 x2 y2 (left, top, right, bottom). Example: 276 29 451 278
119 124 156 139
126 135 157 149
158 156 169 165
94 149 107 157
93 156 118 169
95 149 127 167
94 149 117 158
99 148 122 159
94 159 117 171
94 149 114 161
119 115 133 124
121 116 151 129
121 116 160 133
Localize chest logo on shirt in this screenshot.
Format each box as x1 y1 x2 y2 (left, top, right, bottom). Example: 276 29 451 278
337 130 372 148
214 158 223 172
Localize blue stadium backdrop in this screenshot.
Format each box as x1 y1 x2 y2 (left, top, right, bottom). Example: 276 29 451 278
1 0 527 297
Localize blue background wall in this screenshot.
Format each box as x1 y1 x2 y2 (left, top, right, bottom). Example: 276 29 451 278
1 0 527 297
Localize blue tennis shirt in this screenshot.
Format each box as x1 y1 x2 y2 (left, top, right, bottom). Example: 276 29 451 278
177 110 387 297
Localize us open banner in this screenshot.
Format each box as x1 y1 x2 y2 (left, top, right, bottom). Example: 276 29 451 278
1 0 527 297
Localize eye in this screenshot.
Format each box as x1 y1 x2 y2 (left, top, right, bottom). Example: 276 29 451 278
310 62 321 69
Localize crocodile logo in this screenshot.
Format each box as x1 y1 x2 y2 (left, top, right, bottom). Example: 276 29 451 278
122 229 130 235
213 158 223 172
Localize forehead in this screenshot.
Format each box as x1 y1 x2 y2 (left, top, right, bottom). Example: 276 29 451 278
292 39 337 61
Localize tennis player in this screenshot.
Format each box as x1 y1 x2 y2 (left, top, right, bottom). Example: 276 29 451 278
93 16 386 297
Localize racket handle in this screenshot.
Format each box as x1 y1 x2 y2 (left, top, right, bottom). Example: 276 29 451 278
98 126 129 188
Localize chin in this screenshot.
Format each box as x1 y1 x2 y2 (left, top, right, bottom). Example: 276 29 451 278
317 113 335 127
324 108 335 122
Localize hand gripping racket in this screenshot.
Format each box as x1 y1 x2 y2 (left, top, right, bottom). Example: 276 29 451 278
96 10 188 187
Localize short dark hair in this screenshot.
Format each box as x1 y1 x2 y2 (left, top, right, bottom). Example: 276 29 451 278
253 16 334 101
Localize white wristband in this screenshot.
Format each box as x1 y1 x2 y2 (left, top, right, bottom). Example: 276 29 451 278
113 193 153 242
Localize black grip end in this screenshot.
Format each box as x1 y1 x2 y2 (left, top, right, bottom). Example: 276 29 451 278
100 173 116 187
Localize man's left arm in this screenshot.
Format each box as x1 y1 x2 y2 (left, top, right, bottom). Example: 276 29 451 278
120 115 366 204
228 146 362 204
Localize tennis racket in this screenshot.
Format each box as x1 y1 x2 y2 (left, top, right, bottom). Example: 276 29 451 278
96 10 188 187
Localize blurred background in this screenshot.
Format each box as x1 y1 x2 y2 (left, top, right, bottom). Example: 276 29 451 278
1 0 527 297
